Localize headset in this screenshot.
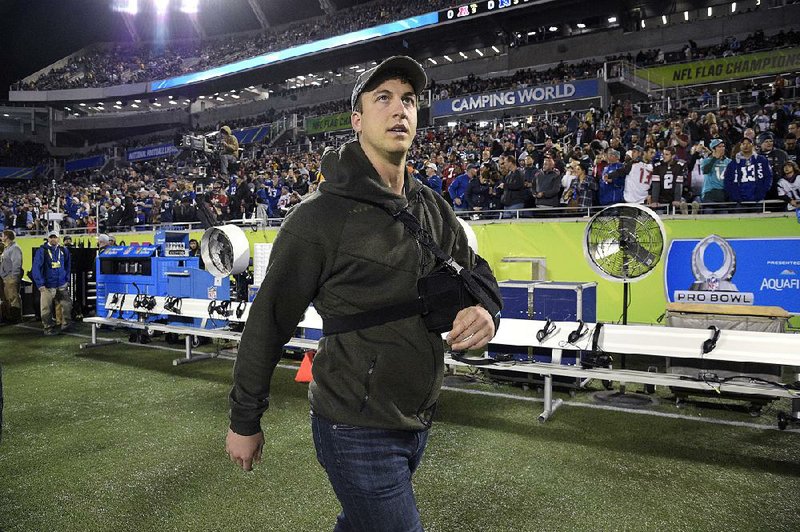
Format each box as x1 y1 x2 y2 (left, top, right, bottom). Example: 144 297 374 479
702 326 721 355
536 318 557 343
164 296 183 314
567 320 588 344
235 300 247 320
208 300 232 318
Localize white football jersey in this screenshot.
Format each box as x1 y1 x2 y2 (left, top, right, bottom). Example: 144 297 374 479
623 161 653 204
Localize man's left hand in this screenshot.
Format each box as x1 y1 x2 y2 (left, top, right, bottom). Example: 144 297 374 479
446 305 495 351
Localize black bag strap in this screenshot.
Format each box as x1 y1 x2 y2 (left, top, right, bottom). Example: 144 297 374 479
392 209 500 321
323 298 425 335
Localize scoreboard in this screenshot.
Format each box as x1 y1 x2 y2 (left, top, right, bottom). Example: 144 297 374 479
438 0 534 23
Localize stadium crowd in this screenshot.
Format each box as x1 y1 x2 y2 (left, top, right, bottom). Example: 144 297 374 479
15 9 800 93
2 92 799 236
15 0 455 91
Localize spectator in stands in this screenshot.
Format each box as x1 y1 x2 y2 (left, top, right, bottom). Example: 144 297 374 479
498 154 526 218
783 133 799 163
468 165 495 216
225 55 500 532
699 139 730 208
422 162 442 195
777 160 800 211
448 164 475 212
196 192 218 229
562 157 596 209
0 230 24 324
758 132 788 183
649 146 688 213
724 137 773 204
598 149 625 206
533 154 562 209
31 231 72 336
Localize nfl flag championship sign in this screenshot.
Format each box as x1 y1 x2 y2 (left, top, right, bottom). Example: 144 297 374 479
664 235 800 313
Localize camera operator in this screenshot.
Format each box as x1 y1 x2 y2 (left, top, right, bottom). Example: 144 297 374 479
219 125 239 177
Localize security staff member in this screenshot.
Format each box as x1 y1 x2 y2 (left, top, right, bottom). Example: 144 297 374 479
32 231 73 336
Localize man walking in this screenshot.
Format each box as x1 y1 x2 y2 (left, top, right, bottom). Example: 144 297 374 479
225 56 501 531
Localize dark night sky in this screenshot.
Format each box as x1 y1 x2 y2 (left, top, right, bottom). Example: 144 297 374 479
0 0 120 99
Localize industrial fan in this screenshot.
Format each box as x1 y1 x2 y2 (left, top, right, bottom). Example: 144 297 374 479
583 204 667 398
583 203 667 324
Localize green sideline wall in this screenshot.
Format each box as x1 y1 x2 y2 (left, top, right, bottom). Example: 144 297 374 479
13 216 799 325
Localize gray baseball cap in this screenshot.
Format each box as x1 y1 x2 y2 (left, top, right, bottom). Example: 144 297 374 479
351 56 427 111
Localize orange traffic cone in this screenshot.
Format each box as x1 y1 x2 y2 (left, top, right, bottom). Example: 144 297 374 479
295 350 315 383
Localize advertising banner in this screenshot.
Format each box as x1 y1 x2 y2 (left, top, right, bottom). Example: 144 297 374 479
664 235 800 312
639 47 800 87
127 143 180 162
65 155 105 173
431 79 600 118
0 166 43 180
305 112 352 135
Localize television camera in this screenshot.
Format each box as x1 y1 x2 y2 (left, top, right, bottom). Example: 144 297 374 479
175 131 222 184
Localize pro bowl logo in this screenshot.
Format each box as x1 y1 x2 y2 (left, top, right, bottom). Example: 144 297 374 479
665 235 800 312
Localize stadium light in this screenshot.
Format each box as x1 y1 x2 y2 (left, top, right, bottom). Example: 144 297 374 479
459 52 467 59
153 102 162 107
198 95 205 99
576 23 586 29
491 46 500 53
708 7 713 16
475 49 483 57
661 15 667 25
443 55 453 62
131 103 139 108
641 19 646 28
180 0 199 14
2 113 9 117
608 16 617 23
169 100 179 104
134 99 141 103
684 11 689 21
113 105 122 109
731 2 736 12
112 0 138 15
155 0 169 15
79 103 86 106
64 107 71 111
527 31 536 36
428 58 437 65
548 26 558 32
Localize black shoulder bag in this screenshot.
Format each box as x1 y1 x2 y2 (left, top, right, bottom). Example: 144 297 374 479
321 208 501 336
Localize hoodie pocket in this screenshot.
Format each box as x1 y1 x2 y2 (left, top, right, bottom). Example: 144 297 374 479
358 356 377 412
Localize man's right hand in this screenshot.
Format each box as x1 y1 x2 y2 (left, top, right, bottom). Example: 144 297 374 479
225 429 264 472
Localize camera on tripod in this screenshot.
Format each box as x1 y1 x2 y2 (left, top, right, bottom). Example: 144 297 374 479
178 132 218 154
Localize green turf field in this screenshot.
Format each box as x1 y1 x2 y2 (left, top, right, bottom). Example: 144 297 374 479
1 322 799 532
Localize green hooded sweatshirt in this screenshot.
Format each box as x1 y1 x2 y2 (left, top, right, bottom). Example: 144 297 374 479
229 140 501 435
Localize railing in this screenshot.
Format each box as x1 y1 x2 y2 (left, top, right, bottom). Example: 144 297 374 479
11 200 789 240
453 200 788 220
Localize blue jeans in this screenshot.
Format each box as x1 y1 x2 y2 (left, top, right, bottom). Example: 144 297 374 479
501 202 525 219
311 413 429 532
